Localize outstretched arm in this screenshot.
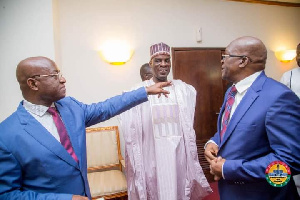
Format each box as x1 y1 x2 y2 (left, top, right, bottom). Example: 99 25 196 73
76 81 172 127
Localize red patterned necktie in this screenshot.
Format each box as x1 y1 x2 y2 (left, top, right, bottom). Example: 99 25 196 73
220 86 237 142
48 107 78 163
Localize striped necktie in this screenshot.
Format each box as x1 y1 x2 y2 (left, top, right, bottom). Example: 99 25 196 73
48 107 78 163
220 86 237 142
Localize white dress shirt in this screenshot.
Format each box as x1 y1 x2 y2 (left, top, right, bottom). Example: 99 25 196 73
280 67 300 99
228 71 263 119
23 100 61 142
206 71 263 179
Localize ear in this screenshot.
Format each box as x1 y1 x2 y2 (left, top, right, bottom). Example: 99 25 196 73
239 57 249 68
27 78 39 91
149 59 153 67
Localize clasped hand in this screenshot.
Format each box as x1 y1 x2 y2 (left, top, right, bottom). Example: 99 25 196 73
204 142 225 181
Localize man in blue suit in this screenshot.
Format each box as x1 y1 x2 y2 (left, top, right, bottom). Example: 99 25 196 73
205 36 300 200
0 56 171 200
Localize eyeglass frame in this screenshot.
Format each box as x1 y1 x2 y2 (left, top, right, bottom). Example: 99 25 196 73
221 54 252 62
30 70 63 80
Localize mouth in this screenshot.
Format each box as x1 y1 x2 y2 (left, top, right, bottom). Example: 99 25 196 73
158 68 169 75
60 86 66 92
221 64 225 71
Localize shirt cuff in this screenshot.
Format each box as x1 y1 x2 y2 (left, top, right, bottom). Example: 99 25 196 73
222 162 225 179
204 139 218 149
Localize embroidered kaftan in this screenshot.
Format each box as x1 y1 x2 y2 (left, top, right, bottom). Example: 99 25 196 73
120 79 211 200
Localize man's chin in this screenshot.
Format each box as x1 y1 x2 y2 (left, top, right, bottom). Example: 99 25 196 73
57 94 66 101
157 75 168 81
157 77 168 82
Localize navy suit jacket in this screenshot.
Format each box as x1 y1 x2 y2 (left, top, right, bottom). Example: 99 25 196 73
0 87 147 200
211 72 300 200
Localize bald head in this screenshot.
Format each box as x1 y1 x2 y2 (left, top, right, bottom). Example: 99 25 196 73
16 56 56 84
16 56 66 106
228 36 267 70
140 63 153 81
221 36 268 83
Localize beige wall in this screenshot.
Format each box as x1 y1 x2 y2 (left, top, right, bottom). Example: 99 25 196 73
0 0 55 121
1 0 299 125
55 0 300 127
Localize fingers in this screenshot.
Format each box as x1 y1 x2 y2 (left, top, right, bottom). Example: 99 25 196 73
156 88 169 98
204 151 216 163
160 88 170 95
146 81 172 97
72 195 89 200
210 165 214 175
160 81 172 87
210 156 225 180
204 143 219 162
214 175 221 181
217 156 223 162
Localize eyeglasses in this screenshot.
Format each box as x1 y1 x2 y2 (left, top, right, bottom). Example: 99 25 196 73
31 71 63 80
221 54 252 62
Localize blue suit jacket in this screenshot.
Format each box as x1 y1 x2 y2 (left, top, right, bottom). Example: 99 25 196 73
211 72 300 200
0 87 147 200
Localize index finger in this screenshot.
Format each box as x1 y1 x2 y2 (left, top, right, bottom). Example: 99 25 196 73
160 81 172 87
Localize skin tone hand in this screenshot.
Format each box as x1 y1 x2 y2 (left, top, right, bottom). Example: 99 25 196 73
72 195 88 200
210 156 226 181
204 142 219 164
146 81 172 97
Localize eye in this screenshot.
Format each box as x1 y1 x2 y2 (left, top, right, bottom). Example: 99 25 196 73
49 73 59 78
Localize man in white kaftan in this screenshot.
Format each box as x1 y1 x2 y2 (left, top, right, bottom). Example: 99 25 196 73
120 42 211 200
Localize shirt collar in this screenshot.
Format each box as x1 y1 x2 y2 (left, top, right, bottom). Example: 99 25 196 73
235 71 263 94
23 100 52 117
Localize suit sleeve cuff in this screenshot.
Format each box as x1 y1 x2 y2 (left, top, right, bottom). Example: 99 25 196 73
141 86 149 99
223 159 243 180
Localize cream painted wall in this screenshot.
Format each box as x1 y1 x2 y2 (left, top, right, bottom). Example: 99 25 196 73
0 0 55 121
0 0 299 126
55 0 300 127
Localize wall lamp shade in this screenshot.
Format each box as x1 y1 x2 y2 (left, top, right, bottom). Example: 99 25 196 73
98 40 134 65
275 50 296 63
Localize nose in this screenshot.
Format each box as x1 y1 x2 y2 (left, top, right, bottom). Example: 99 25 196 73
161 60 169 66
59 76 66 83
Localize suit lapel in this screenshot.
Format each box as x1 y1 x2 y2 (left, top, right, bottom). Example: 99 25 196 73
55 103 82 169
17 103 79 169
217 100 226 144
219 72 266 148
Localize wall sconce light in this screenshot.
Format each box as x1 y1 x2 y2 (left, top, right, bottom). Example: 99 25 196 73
275 50 296 63
98 40 134 65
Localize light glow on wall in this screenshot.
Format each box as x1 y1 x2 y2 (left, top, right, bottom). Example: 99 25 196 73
98 40 133 65
275 50 296 63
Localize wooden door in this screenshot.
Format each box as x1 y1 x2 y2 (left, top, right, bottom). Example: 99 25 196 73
172 48 229 182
